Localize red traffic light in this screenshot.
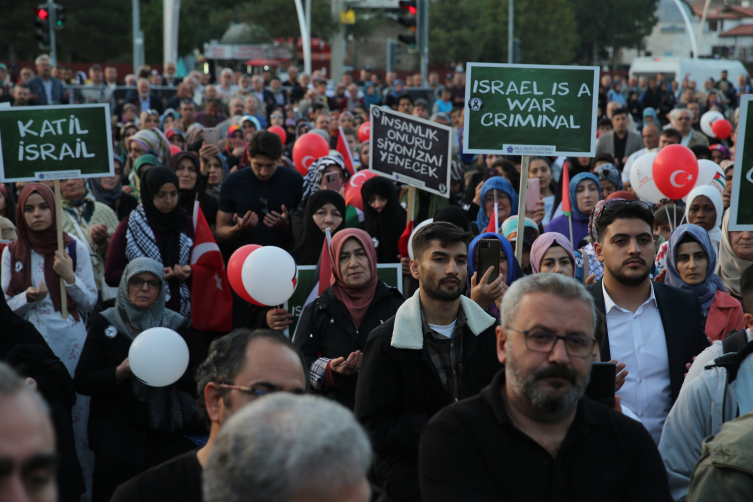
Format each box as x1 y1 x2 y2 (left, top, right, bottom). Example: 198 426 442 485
36 7 48 20
399 1 417 15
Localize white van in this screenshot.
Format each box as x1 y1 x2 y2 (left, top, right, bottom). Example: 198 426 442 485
628 57 749 85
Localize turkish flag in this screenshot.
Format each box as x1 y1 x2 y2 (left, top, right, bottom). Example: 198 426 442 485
190 202 233 332
398 220 414 258
336 126 357 176
344 169 379 210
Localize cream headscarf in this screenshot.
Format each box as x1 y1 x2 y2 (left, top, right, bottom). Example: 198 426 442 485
716 210 753 298
685 185 723 253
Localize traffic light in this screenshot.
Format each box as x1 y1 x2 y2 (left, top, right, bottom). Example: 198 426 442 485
54 5 65 30
397 1 417 49
35 5 51 49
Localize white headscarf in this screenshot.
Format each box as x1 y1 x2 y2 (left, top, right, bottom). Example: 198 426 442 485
685 185 723 253
717 210 753 298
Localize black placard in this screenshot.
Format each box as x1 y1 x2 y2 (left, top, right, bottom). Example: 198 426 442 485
369 106 452 197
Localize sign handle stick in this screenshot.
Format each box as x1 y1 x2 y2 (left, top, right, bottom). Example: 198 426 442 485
568 216 574 249
53 180 68 319
515 156 530 266
406 186 416 225
493 189 498 232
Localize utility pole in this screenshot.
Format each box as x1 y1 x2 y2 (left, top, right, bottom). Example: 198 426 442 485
508 0 513 64
47 0 57 65
132 0 145 74
419 0 428 85
163 0 181 69
330 0 345 83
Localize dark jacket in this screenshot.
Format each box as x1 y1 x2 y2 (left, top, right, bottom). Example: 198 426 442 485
259 89 278 117
354 291 502 502
127 93 164 115
587 279 708 404
26 76 66 105
294 281 404 410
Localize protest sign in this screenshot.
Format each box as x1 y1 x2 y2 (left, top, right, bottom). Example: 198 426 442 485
284 264 402 337
369 106 452 197
0 104 114 182
729 95 753 230
462 63 599 156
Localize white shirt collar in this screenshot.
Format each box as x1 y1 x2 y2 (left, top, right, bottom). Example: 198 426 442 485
602 279 657 314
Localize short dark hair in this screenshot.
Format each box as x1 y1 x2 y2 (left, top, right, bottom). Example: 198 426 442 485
598 118 613 128
740 265 753 313
412 221 472 260
611 108 628 118
661 128 683 143
397 94 414 106
414 98 429 109
593 153 615 166
195 329 306 426
342 127 356 138
596 203 654 242
311 102 327 115
180 98 195 108
492 159 520 193
653 204 681 228
248 130 283 160
270 76 281 83
206 97 221 108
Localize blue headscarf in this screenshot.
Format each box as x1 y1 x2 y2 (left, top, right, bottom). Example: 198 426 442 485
467 232 523 317
363 82 382 107
642 107 659 127
666 224 725 311
475 177 519 232
569 172 601 222
159 109 180 131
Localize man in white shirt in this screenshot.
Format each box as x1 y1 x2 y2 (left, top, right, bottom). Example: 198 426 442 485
622 123 660 183
587 200 708 445
670 108 709 148
216 68 238 104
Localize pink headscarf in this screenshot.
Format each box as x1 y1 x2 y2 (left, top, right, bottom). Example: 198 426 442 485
329 228 379 329
530 232 576 277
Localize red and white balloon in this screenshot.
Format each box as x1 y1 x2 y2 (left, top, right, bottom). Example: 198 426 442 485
344 169 379 210
358 122 371 143
292 132 330 177
700 110 731 139
652 144 699 200
228 246 298 306
629 152 664 204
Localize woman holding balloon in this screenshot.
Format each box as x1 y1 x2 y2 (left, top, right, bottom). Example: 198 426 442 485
75 257 197 502
293 228 403 410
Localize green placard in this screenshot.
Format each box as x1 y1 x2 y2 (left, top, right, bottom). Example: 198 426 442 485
463 63 599 156
0 104 114 182
285 264 402 337
729 95 753 229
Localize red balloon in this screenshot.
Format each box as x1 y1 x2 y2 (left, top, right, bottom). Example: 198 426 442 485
170 144 182 156
228 245 263 305
344 169 380 210
358 122 371 142
268 125 287 144
712 119 732 140
652 144 699 200
292 133 330 176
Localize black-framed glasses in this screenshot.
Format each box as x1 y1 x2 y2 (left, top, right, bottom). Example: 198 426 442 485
507 328 596 358
129 277 161 289
603 199 652 213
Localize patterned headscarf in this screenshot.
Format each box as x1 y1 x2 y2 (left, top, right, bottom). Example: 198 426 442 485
569 172 601 222
666 224 725 311
302 155 349 200
128 128 172 164
595 163 624 192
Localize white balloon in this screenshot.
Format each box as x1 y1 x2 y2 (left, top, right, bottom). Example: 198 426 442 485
629 152 665 203
408 218 433 260
700 111 724 138
684 159 725 200
128 328 189 387
241 246 298 305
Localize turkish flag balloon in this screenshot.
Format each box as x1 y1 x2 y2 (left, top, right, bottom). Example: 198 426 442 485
344 169 379 210
228 245 263 305
652 144 699 200
268 125 287 144
712 119 732 140
358 122 371 142
292 133 330 176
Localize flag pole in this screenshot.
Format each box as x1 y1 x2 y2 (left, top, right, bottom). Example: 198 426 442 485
515 156 530 266
493 188 498 233
53 180 68 319
568 215 574 249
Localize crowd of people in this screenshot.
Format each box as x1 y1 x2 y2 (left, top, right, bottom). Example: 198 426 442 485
2 52 753 502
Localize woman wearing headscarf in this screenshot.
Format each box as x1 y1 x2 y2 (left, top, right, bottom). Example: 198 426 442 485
159 108 180 131
449 159 466 207
643 107 660 128
530 232 576 278
470 176 519 234
114 122 139 160
467 232 522 317
75 257 197 502
595 163 624 199
716 210 753 308
551 157 591 218
139 110 160 130
500 215 539 273
221 124 246 170
545 172 601 248
201 152 229 199
385 79 405 109
128 154 159 202
293 228 403 409
128 128 172 165
106 167 195 318
1 184 99 490
666 224 744 341
58 177 121 305
89 155 139 221
363 82 382 108
290 190 347 266
168 151 219 228
184 123 205 152
361 177 406 263
710 143 730 164
292 155 352 242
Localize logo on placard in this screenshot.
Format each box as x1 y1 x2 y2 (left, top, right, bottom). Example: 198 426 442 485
506 146 514 153
14 261 22 273
104 326 118 338
372 108 382 119
38 173 45 179
438 183 447 194
372 237 379 248
469 97 483 112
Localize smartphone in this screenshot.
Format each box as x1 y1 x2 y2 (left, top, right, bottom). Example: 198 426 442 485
324 172 342 193
483 167 499 182
526 178 540 212
204 127 219 146
477 239 501 283
585 362 616 409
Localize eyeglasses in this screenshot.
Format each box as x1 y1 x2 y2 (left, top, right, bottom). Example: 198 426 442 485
217 384 305 397
129 278 161 289
603 199 652 213
506 328 596 358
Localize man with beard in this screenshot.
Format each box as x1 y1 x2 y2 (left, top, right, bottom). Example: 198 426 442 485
588 200 708 445
355 222 502 502
418 274 671 501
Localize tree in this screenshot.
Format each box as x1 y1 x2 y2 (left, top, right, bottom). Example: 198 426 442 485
429 0 489 66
